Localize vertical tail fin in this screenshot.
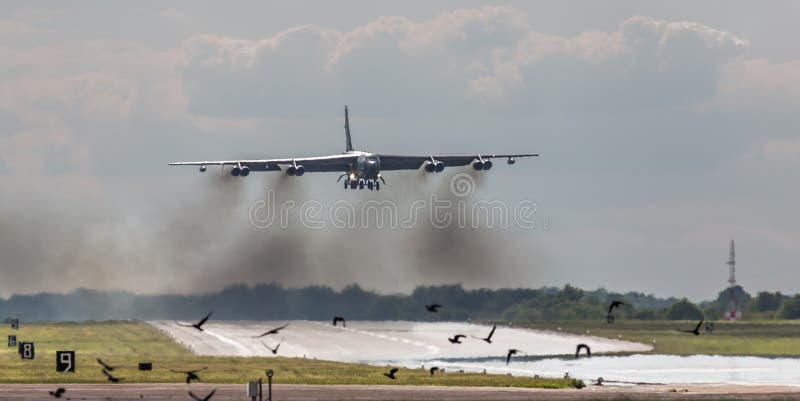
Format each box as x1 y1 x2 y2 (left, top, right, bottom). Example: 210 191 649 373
344 105 353 152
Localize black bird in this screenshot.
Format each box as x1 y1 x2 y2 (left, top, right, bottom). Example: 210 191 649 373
188 389 216 401
677 316 704 336
102 369 124 383
448 334 466 344
177 311 212 331
252 323 289 338
575 343 591 358
429 366 439 375
170 367 207 384
506 349 520 365
333 316 346 327
472 324 497 344
383 367 398 380
49 388 66 398
607 300 626 315
96 358 116 371
262 339 282 355
425 304 442 313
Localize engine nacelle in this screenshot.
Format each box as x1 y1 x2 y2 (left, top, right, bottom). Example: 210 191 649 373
483 160 493 170
231 166 241 176
472 160 484 171
286 166 296 175
295 165 305 176
240 166 250 176
425 161 446 173
199 165 207 173
507 157 515 165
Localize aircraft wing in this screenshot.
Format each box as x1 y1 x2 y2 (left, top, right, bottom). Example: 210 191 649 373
377 153 538 171
169 154 358 173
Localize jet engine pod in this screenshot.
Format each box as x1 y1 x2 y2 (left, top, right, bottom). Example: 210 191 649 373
295 165 305 176
286 166 296 176
231 166 241 176
482 160 493 170
507 157 515 165
199 164 207 173
424 162 436 173
239 166 250 177
435 161 445 172
472 160 484 171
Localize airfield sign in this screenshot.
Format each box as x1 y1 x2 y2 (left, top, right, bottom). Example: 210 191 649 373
19 342 34 359
7 335 16 347
56 351 75 372
10 319 19 330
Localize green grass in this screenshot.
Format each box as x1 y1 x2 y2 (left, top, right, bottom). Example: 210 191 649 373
0 321 580 388
515 320 800 356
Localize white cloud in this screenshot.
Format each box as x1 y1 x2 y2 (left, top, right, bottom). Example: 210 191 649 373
181 10 747 117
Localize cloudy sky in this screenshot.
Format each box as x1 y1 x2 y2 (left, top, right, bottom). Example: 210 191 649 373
0 1 798 300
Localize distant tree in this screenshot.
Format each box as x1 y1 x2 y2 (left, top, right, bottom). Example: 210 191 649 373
752 291 783 312
666 298 702 320
777 295 800 319
558 285 584 303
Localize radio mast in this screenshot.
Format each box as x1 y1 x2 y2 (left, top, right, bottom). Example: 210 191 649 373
725 239 740 320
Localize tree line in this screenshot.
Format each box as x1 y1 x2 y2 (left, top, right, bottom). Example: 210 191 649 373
0 283 798 322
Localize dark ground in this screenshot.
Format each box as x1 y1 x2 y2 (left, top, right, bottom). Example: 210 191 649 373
3 383 800 401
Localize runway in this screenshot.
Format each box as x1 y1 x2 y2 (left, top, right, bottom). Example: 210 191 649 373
3 383 800 401
150 320 651 361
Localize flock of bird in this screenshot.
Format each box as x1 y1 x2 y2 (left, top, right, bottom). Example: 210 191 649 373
46 299 708 398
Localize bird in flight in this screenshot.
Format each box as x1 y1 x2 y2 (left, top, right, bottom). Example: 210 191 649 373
429 367 439 375
252 323 289 338
171 367 207 384
425 304 442 313
677 316 704 336
575 343 592 358
606 300 626 323
96 358 117 371
48 388 65 398
607 300 626 315
383 367 399 380
262 339 282 355
448 334 466 344
102 369 124 383
189 389 217 401
332 316 346 327
473 324 497 344
506 349 520 365
177 311 212 331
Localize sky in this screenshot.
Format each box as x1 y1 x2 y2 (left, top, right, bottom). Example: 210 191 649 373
0 1 798 300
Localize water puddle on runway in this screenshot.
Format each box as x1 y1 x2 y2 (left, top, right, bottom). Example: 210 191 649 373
378 354 800 386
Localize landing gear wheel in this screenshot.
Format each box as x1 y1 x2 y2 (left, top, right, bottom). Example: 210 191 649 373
350 181 358 190
375 181 380 191
368 181 374 190
359 180 365 190
344 180 349 189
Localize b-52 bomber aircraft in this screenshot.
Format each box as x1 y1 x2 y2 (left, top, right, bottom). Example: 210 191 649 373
170 106 538 190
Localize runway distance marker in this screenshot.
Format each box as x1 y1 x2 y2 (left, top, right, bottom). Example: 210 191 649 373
19 342 34 359
56 351 75 372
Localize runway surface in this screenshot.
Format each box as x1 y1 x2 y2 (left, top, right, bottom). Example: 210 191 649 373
150 320 651 361
3 383 800 401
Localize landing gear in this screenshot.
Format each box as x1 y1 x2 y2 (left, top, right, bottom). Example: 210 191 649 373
342 177 382 190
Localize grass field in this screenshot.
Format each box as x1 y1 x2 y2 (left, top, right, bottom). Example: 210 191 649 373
516 320 800 356
0 321 580 387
